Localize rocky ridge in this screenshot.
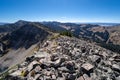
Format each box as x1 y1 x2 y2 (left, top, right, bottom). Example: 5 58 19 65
4 36 120 80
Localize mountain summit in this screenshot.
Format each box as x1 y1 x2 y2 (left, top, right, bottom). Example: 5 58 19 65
4 36 120 80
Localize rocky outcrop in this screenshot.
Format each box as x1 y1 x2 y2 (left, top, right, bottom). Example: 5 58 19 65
4 36 120 80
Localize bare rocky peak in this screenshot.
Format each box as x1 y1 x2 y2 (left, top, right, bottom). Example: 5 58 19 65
5 36 120 80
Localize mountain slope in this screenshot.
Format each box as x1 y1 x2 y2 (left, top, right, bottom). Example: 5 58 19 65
41 22 120 53
41 21 110 42
0 22 52 73
1 23 50 49
3 36 120 80
106 26 120 44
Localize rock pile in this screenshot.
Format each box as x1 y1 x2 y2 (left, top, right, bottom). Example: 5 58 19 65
6 36 120 80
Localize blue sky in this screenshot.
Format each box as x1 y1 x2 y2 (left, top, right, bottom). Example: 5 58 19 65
0 0 120 23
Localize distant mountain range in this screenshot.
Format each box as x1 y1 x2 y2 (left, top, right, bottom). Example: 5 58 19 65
1 21 120 26
88 23 120 26
0 22 8 25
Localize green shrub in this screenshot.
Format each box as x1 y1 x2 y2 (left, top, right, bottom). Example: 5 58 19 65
60 31 73 37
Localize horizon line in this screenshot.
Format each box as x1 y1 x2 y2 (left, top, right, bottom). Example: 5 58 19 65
1 20 120 24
